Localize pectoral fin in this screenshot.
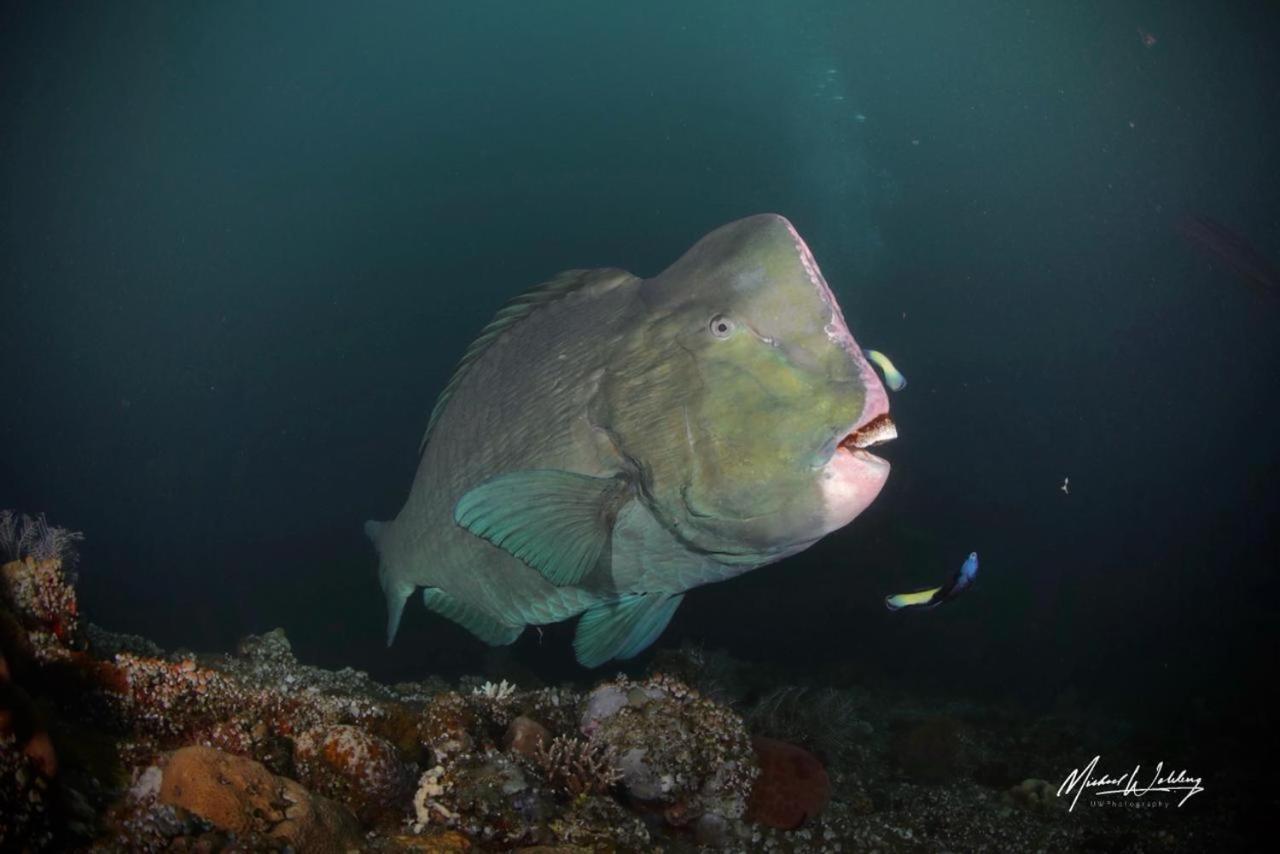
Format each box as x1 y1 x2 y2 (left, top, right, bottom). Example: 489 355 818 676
884 586 942 611
454 469 631 586
573 592 684 668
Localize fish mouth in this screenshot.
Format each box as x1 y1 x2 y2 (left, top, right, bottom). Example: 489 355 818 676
819 405 894 532
839 413 897 463
830 345 896 465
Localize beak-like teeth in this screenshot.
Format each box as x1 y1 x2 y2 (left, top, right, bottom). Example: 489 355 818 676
845 414 897 449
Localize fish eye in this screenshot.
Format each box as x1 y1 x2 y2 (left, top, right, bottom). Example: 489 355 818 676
709 315 734 338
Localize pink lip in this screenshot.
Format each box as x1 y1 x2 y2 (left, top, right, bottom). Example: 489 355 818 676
780 215 895 463
836 348 894 459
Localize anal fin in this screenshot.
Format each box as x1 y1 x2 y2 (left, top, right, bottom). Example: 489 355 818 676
423 587 523 646
383 578 413 646
573 592 684 668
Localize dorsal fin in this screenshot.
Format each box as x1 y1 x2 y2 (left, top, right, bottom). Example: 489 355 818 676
419 267 634 453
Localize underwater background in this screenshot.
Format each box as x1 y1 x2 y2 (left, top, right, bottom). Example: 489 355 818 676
2 1 1277 847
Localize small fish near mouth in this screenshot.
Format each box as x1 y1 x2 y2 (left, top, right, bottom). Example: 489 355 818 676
843 413 897 452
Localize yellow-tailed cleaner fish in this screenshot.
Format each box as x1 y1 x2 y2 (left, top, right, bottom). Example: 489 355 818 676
365 214 896 667
864 349 906 391
885 552 979 611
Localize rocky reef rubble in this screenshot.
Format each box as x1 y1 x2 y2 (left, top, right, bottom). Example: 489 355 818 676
0 520 834 851
0 514 1257 851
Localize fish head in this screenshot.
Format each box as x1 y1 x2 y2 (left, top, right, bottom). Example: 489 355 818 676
600 214 892 564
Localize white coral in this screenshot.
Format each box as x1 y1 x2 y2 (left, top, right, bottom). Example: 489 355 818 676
411 765 458 832
472 679 517 701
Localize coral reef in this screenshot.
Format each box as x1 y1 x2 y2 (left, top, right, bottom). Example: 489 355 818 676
157 745 362 851
649 640 751 706
294 723 411 823
0 513 1260 851
2 554 81 656
502 715 550 760
579 673 760 831
0 510 84 570
534 734 621 797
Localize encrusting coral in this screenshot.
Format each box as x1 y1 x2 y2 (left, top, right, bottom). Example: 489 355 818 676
1 510 1253 852
579 673 760 829
1 510 822 851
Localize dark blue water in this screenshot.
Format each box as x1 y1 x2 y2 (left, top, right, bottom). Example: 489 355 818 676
2 0 1276 754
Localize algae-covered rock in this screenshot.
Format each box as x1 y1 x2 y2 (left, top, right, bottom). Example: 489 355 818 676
235 626 295 664
158 745 361 852
1 557 80 661
579 674 758 827
504 715 551 760
294 723 411 823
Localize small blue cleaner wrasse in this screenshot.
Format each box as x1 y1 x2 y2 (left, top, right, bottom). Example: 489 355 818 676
885 552 979 611
366 214 896 667
864 349 906 391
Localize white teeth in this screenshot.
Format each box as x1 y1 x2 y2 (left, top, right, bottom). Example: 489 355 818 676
849 414 897 449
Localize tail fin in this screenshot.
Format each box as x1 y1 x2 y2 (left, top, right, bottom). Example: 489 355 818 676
364 519 385 553
365 519 410 645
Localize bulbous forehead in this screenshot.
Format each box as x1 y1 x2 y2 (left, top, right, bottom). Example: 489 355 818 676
643 213 863 379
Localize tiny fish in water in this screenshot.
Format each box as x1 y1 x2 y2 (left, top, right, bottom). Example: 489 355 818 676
885 552 979 611
864 349 907 391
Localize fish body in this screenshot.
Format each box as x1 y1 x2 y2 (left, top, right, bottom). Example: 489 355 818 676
885 552 979 611
367 214 893 666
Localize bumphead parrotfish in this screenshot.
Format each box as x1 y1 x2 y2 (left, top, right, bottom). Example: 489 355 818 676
366 214 895 666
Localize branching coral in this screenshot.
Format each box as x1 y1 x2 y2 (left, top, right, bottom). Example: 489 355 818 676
472 679 517 702
535 735 621 798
